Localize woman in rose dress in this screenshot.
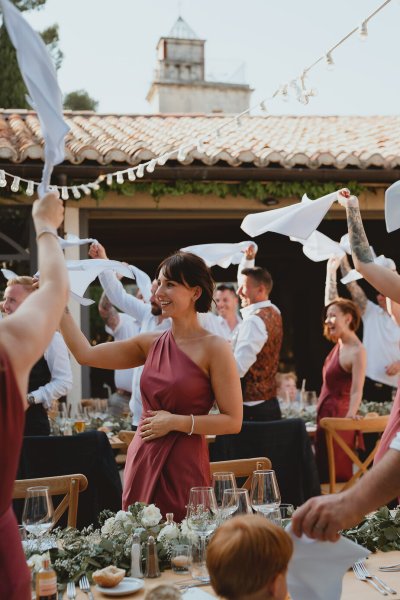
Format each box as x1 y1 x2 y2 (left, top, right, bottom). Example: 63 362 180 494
315 298 366 482
0 192 69 600
61 252 243 520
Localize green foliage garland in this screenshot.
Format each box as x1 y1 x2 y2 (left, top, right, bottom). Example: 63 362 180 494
343 506 400 552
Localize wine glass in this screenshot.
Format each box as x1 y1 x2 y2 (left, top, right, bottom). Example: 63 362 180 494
222 488 253 518
250 470 281 518
212 471 236 510
22 486 54 552
186 487 219 582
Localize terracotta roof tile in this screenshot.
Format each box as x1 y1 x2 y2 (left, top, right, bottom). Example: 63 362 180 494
0 111 400 169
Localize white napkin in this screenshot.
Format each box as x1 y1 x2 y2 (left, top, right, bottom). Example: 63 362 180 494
385 180 400 233
340 254 396 284
240 191 340 240
58 234 97 249
286 527 369 600
183 589 215 600
1 268 17 280
291 231 346 262
181 242 258 268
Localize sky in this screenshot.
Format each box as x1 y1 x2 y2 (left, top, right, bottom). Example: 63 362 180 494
17 0 400 116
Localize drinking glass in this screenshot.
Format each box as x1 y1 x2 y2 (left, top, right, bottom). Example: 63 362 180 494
304 391 318 406
170 544 190 574
222 488 253 518
212 471 236 510
22 486 54 551
280 503 295 528
186 487 219 582
250 470 281 517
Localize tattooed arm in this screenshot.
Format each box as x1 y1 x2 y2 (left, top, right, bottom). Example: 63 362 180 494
340 255 368 315
98 292 120 332
339 194 400 303
324 257 340 306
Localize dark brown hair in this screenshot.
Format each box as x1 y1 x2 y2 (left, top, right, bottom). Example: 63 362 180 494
207 515 293 599
155 251 214 313
241 267 273 294
324 298 361 340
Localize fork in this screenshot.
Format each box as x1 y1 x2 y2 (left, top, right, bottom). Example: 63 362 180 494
79 574 94 600
353 562 388 595
356 561 397 595
66 581 76 599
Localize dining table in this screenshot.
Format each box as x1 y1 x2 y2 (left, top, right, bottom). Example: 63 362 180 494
61 550 400 599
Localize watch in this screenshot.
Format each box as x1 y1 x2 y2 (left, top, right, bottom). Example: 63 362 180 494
27 394 36 406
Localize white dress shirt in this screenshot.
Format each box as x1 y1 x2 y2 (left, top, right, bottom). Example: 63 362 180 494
363 300 400 387
390 432 400 452
105 312 140 393
30 331 73 409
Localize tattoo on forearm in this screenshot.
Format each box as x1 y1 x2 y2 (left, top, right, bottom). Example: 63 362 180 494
325 272 338 305
347 206 374 264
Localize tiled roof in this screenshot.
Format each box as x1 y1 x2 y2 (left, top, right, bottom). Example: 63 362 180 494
0 110 399 170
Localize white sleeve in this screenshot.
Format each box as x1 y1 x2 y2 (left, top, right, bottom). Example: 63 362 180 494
390 432 400 452
234 315 267 377
99 270 150 323
237 256 255 287
362 300 376 323
31 333 73 409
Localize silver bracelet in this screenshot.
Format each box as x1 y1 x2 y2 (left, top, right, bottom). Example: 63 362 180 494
36 227 58 242
188 414 195 436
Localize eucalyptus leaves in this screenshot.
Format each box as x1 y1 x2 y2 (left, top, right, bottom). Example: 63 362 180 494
343 506 400 552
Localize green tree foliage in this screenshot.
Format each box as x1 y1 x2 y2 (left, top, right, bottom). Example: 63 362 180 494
63 90 98 112
0 0 63 109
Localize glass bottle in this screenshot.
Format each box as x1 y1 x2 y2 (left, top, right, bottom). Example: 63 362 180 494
144 535 160 578
130 532 144 578
35 557 57 600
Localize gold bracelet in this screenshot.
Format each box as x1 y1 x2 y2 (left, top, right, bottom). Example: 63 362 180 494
188 414 195 436
36 227 58 242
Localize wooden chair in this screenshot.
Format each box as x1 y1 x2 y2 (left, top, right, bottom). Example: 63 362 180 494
13 474 88 529
118 430 135 447
210 457 272 490
320 415 389 494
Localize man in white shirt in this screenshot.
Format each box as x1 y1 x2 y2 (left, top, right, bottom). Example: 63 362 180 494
234 266 283 421
89 242 228 429
98 291 140 416
2 276 73 436
326 255 400 402
292 430 400 541
214 284 242 340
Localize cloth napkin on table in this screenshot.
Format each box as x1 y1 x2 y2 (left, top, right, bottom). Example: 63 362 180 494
286 526 369 600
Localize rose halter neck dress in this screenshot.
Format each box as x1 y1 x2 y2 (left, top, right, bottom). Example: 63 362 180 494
315 344 356 482
0 346 31 599
123 330 215 522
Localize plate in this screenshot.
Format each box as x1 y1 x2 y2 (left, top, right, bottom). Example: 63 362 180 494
95 577 144 596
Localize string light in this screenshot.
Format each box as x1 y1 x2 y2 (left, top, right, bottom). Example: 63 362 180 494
61 186 69 200
0 0 392 197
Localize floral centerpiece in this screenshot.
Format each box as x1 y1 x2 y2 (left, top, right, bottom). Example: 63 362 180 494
281 399 393 425
24 502 196 585
343 506 400 552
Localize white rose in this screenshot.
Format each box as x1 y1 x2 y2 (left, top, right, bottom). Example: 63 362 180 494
140 504 162 527
180 519 198 542
157 524 179 542
101 517 116 536
115 510 130 522
103 421 114 427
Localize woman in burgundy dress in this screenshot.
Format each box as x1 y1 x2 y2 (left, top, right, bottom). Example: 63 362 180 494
0 192 68 600
61 252 243 521
315 298 366 482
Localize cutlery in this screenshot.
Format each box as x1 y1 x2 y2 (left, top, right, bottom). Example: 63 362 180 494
66 581 76 599
79 574 94 600
353 562 388 595
355 561 396 595
379 562 400 571
178 582 210 591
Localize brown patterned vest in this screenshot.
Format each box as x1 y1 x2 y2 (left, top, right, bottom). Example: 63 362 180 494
242 306 283 402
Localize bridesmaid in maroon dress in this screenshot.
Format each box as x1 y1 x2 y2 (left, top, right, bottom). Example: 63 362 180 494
61 251 243 521
315 298 366 482
0 192 68 600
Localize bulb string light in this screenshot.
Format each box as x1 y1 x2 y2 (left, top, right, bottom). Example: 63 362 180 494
0 0 393 199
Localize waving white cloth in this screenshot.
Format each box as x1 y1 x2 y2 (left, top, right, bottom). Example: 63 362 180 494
341 253 397 284
0 0 69 196
240 191 345 239
385 180 400 233
58 234 97 249
286 527 369 600
291 231 346 262
181 242 258 268
1 268 17 281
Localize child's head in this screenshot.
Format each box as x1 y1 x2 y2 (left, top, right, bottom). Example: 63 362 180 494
145 585 181 600
276 372 297 403
206 515 293 600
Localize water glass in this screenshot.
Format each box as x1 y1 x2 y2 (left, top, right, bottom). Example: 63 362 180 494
186 487 218 582
212 472 236 508
170 544 190 574
22 486 54 551
250 470 281 517
222 488 253 518
280 503 295 528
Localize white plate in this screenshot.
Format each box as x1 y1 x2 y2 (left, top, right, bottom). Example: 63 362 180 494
95 577 144 596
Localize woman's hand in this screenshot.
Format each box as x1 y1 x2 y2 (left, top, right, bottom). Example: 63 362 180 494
385 361 400 376
140 410 175 441
345 411 362 420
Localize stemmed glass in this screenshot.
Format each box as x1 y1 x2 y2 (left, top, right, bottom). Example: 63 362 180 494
222 488 253 517
186 487 219 582
212 472 236 516
22 486 54 552
250 470 281 518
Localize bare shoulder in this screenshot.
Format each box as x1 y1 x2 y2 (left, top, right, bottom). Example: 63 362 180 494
203 334 233 356
134 330 165 354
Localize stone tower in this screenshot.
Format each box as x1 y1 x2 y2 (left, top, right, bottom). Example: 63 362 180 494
146 17 252 114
